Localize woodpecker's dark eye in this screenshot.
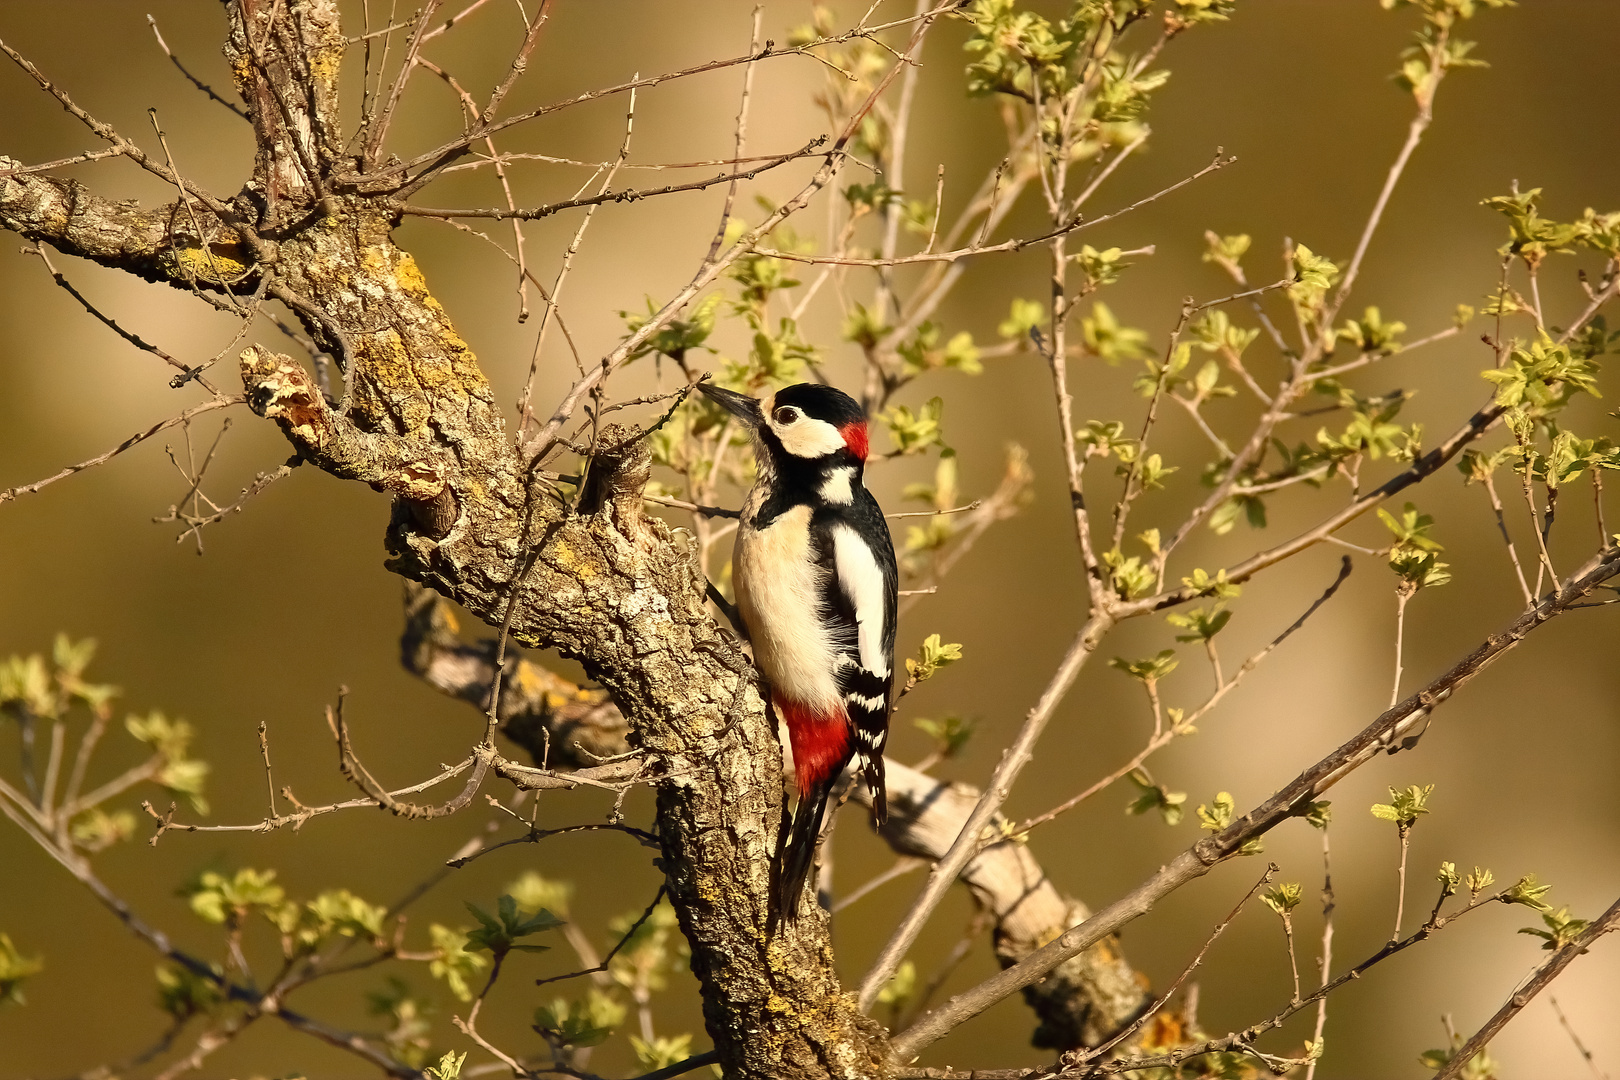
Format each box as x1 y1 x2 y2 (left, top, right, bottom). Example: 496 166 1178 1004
773 406 800 425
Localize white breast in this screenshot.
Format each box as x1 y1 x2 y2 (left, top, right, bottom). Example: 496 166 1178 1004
734 503 844 713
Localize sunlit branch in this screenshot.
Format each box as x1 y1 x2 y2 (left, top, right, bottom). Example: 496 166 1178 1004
1434 894 1620 1080
890 544 1620 1060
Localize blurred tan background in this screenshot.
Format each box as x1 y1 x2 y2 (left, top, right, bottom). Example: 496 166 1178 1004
1 1 1617 1076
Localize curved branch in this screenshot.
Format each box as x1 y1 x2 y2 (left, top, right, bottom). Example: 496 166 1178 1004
0 161 182 282
892 544 1620 1061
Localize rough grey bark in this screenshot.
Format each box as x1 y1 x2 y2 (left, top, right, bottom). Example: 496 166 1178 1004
1 2 884 1075
401 582 630 770
402 583 1149 1053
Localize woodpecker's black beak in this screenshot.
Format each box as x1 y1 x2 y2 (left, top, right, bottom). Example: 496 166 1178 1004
696 382 765 428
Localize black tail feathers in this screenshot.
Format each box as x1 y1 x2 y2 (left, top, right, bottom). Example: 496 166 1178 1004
773 783 833 923
863 754 888 827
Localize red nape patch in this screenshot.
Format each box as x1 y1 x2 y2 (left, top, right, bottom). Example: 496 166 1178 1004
840 421 869 462
777 696 851 795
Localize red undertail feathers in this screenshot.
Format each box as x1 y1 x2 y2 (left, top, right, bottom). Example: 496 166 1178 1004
774 696 853 922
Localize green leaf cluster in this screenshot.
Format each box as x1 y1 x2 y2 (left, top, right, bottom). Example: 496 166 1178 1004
366 977 436 1069
1181 568 1241 599
842 302 888 349
1125 769 1186 826
127 710 210 814
961 0 1088 100
464 894 562 957
914 714 976 760
1077 419 1136 459
608 901 687 995
535 988 626 1049
1370 784 1434 828
1197 791 1234 832
900 455 962 572
1287 243 1340 316
1102 549 1156 599
272 888 389 950
1337 306 1406 354
1207 492 1267 535
1378 504 1451 589
1166 605 1231 642
187 867 285 926
1072 245 1134 291
1482 334 1599 413
905 634 965 688
155 961 222 1019
1482 188 1580 266
1085 303 1152 365
1116 449 1177 493
1172 0 1236 27
428 924 489 1002
997 298 1046 342
505 871 573 917
898 322 981 377
425 1050 467 1080
1261 882 1303 916
1419 1041 1501 1080
881 398 947 456
1109 650 1178 684
1311 389 1420 465
1518 905 1588 950
1095 59 1172 124
1196 791 1263 854
632 1033 694 1071
0 933 43 1008
1202 231 1250 279
620 293 722 364
875 959 917 1010
1304 801 1333 830
1192 309 1260 364
1502 873 1552 910
1 636 119 721
1436 861 1461 902
70 807 137 852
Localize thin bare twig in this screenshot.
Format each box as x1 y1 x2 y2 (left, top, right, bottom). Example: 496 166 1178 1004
25 245 224 394
147 15 249 120
757 151 1235 269
1434 895 1620 1080
517 87 639 435
1073 864 1277 1066
890 545 1620 1059
0 397 244 506
1016 558 1352 838
1549 996 1612 1080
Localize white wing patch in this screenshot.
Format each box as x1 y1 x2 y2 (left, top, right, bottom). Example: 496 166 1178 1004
832 524 890 677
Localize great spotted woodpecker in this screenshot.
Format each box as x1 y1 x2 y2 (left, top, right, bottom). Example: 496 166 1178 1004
697 380 897 920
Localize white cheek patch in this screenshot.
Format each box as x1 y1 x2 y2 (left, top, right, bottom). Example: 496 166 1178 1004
831 524 890 677
818 467 855 504
773 415 847 459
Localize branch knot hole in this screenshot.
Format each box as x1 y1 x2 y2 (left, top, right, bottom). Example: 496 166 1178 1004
576 422 652 530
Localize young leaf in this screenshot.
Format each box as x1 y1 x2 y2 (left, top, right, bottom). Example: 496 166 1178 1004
1261 882 1303 916
0 934 43 1008
1370 784 1434 828
905 635 964 689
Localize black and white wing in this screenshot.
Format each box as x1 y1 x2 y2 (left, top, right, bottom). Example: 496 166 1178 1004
819 488 898 822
